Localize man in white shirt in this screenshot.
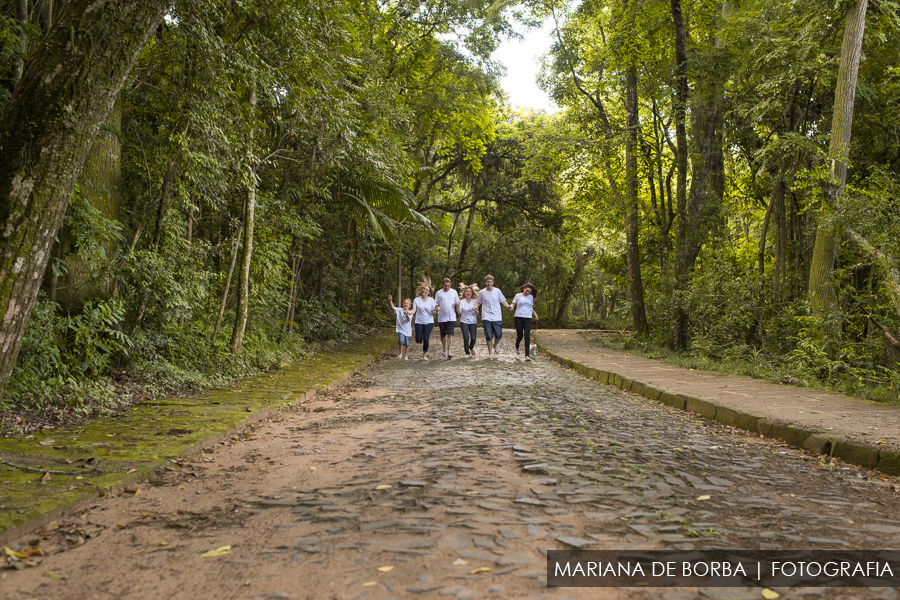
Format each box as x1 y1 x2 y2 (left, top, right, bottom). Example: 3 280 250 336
434 277 461 359
475 274 512 358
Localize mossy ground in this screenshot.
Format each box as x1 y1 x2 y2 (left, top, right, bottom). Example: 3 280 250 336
0 330 395 533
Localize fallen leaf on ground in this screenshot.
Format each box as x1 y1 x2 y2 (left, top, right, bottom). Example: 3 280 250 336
5 547 28 559
452 558 469 566
40 521 61 534
762 589 779 599
201 546 231 557
45 571 68 580
38 439 56 446
126 468 138 474
375 484 391 490
470 567 492 574
41 472 50 483
361 581 377 587
376 566 393 572
156 542 168 547
696 495 711 501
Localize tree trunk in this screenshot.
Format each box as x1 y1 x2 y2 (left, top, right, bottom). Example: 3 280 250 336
455 205 477 279
397 243 402 300
212 225 242 340
846 228 900 319
772 175 787 294
625 64 649 335
809 0 868 329
758 199 773 275
555 249 593 325
668 0 691 350
231 86 257 354
59 96 123 308
11 0 28 87
0 0 171 398
285 243 303 332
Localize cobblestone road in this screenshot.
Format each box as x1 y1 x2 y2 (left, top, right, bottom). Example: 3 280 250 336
5 335 900 600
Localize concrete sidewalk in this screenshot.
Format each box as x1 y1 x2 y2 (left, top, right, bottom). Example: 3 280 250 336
537 329 900 475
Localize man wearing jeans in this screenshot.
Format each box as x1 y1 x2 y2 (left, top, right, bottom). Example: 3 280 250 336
476 274 511 358
434 277 460 359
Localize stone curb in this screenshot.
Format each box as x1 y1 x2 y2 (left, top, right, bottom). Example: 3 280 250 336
0 334 395 545
538 344 894 476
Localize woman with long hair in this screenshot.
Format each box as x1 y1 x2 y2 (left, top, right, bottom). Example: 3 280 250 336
457 282 480 357
512 283 539 361
413 276 437 360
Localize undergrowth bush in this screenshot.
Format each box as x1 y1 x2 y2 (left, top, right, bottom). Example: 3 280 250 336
3 293 355 416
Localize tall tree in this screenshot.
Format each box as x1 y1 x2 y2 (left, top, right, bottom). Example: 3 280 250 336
808 0 869 331
0 0 171 398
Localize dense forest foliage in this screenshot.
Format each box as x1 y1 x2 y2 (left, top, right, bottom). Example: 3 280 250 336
0 0 898 417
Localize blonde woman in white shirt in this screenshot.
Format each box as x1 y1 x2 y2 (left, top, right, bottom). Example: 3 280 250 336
456 283 480 357
412 276 437 360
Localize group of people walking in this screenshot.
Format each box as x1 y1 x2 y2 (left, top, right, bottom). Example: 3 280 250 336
388 274 539 361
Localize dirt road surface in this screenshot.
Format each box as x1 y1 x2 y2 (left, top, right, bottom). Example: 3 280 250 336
4 335 900 600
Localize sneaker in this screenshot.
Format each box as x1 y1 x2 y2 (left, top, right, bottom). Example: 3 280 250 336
515 347 520 354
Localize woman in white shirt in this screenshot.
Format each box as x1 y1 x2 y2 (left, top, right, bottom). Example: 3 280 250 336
456 283 480 357
511 283 539 361
412 276 437 360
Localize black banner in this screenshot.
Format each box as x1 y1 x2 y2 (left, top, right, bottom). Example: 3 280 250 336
547 550 900 588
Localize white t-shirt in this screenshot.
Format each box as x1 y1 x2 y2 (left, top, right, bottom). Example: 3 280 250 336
459 299 478 325
478 287 506 322
413 297 436 324
513 293 535 319
394 306 412 337
434 288 460 323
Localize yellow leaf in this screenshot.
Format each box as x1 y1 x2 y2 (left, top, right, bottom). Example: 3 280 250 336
375 484 391 490
762 589 780 599
696 495 711 501
5 547 28 559
470 567 492 574
201 546 231 557
361 581 377 587
377 566 394 572
156 542 168 547
45 571 68 580
466 491 480 495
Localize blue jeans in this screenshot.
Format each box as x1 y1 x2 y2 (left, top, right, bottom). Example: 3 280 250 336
415 322 434 353
483 320 502 341
398 333 410 346
460 323 477 354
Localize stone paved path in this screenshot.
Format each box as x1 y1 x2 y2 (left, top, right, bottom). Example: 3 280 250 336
4 333 900 600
